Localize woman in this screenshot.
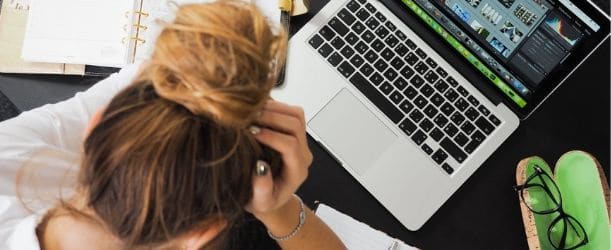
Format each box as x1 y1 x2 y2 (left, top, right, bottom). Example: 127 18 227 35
0 1 345 249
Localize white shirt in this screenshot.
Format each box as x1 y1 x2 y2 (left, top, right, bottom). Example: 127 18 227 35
0 63 142 250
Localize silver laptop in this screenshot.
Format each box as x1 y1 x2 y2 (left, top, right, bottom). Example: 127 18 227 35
272 0 610 230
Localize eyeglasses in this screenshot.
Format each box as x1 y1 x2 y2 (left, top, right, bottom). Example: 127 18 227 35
513 165 588 250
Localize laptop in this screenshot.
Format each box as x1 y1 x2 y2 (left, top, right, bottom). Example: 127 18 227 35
272 0 610 230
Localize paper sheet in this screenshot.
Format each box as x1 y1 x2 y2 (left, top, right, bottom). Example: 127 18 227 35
316 204 418 250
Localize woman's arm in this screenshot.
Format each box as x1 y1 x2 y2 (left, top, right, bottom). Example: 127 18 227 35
0 63 142 197
247 100 345 249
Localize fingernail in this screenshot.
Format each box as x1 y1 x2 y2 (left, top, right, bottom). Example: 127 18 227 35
249 125 261 135
255 160 270 176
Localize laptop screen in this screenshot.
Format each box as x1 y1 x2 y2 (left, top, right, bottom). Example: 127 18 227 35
397 0 606 109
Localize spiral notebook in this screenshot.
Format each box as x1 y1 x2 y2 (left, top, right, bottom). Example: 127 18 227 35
20 0 280 68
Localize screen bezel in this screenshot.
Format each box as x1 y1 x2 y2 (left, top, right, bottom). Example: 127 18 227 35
384 0 610 119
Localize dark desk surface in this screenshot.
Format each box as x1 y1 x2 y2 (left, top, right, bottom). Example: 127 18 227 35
0 1 609 249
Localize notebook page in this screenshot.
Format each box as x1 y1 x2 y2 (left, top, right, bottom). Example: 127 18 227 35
22 0 135 67
133 0 281 62
316 204 418 250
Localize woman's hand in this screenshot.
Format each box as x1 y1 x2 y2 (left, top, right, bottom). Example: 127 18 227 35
245 100 312 218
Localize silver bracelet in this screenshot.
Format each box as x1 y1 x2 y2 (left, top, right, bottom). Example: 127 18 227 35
267 194 306 241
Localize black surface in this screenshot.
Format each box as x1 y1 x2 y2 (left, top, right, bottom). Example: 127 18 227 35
0 1 609 249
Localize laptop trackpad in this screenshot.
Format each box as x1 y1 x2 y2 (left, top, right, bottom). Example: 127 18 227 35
309 89 397 176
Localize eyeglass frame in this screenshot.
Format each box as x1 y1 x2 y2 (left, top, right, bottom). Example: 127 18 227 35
513 165 589 250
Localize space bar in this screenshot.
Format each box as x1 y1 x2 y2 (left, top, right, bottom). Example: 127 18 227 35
349 73 404 124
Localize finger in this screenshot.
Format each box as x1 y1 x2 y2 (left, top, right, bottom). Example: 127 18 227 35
248 168 275 212
253 127 299 159
264 100 306 126
257 110 304 139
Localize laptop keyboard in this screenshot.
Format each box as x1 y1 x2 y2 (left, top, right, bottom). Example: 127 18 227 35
308 0 503 175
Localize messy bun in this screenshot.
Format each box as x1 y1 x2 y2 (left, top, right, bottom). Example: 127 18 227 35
145 1 287 128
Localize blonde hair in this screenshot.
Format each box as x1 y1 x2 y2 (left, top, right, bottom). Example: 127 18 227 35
38 1 287 248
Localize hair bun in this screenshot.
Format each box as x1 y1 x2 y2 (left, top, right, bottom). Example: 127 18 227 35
145 1 287 128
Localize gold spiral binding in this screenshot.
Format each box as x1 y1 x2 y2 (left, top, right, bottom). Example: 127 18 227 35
124 10 149 18
122 37 146 44
123 24 148 32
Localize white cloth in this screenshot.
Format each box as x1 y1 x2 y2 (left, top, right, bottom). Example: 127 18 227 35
0 63 142 249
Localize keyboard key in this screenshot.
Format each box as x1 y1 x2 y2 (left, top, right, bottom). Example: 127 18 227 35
454 132 469 147
420 84 435 97
340 46 355 58
429 128 444 142
393 77 408 90
379 82 394 95
405 52 419 65
434 80 449 93
403 86 418 99
444 123 459 137
421 144 434 155
415 48 427 59
432 149 448 164
369 72 384 85
447 76 459 87
365 2 377 13
384 35 399 48
365 50 378 63
383 68 398 81
349 73 404 123
380 48 394 61
413 95 427 109
396 30 407 40
454 98 469 111
400 66 415 80
362 30 375 43
329 17 349 36
420 118 434 132
390 57 405 70
372 39 385 52
309 34 324 49
409 109 424 123
465 131 485 154
475 117 494 135
441 163 454 174
440 137 467 163
414 61 429 75
424 71 439 84
337 61 355 78
423 104 438 118
399 118 417 136
350 55 365 67
440 102 455 116
318 43 333 58
360 63 374 76
365 17 380 30
374 59 388 72
385 22 397 31
346 0 361 12
434 114 449 128
374 12 387 22
331 37 346 49
328 52 343 66
471 130 486 143
405 39 417 49
345 32 359 44
436 68 448 78
389 90 404 104
444 89 459 103
375 26 390 39
338 9 356 25
450 112 466 126
352 21 366 34
467 95 480 106
431 93 444 106
478 105 490 116
489 114 501 126
457 86 469 97
460 121 476 135
425 58 438 68
465 107 480 121
394 44 409 57
356 9 370 21
355 41 368 53
357 0 366 3
411 130 428 145
410 75 425 88
319 26 336 41
398 100 414 114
